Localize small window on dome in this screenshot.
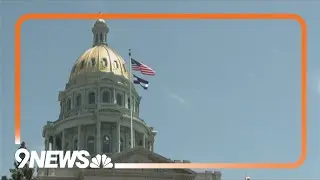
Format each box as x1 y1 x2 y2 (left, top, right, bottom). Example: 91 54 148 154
114 61 119 68
122 64 127 72
80 61 85 69
91 58 96 66
102 58 108 66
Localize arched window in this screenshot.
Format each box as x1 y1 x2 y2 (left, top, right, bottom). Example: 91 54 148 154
76 94 81 107
122 64 127 72
102 135 111 153
102 91 111 103
66 98 71 111
73 138 78 150
88 92 95 104
86 136 95 154
116 94 123 106
120 138 124 151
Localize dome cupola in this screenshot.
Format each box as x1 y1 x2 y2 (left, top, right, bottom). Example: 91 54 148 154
68 15 129 82
92 13 109 46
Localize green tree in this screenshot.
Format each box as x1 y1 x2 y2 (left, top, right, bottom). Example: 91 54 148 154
9 142 34 180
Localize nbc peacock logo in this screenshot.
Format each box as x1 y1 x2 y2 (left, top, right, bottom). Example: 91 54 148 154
90 154 113 168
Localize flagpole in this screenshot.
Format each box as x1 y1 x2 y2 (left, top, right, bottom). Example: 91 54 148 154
128 48 134 149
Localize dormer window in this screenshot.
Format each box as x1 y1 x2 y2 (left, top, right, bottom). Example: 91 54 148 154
102 58 108 66
114 61 119 68
91 58 96 66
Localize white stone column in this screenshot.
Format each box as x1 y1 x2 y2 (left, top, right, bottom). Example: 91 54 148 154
96 122 101 154
53 136 56 150
143 134 146 148
151 139 155 152
113 89 117 104
77 126 81 150
45 138 49 150
133 99 136 114
133 131 136 147
61 131 65 151
117 122 121 152
124 93 128 108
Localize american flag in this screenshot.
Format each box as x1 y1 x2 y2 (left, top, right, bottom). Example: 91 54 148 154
131 58 156 76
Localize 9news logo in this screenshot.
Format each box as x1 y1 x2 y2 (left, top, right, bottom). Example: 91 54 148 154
15 148 114 169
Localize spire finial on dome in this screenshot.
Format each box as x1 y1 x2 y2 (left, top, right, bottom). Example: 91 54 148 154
92 12 109 46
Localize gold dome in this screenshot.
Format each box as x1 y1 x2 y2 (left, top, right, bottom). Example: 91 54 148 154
69 16 129 81
69 45 129 80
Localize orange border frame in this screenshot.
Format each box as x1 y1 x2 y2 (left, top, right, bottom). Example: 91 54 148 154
14 13 307 169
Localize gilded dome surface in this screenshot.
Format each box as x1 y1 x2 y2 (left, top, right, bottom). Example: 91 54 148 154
69 45 129 80
69 18 129 81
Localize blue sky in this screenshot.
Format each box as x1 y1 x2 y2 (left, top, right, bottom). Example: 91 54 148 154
0 0 319 179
